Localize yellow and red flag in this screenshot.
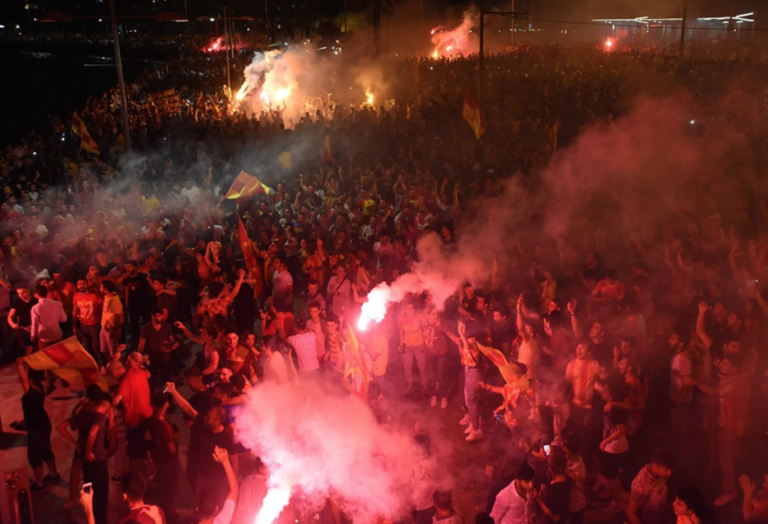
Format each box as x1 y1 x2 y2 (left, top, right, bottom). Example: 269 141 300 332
462 90 485 141
237 216 263 298
475 341 518 384
224 171 272 199
344 326 371 389
321 134 337 165
71 111 101 156
24 337 108 391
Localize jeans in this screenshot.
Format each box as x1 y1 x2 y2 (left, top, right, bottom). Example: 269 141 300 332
79 324 102 365
82 459 109 524
99 326 121 358
401 345 427 387
425 353 448 397
464 366 481 428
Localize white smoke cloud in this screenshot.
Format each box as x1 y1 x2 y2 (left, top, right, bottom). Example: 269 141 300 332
234 383 433 524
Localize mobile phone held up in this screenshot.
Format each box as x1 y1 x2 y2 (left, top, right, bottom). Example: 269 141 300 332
543 444 551 457
83 482 92 494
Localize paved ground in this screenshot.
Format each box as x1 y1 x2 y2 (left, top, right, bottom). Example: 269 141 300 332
0 353 745 524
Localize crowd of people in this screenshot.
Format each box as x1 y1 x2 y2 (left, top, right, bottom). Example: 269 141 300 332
2 35 768 524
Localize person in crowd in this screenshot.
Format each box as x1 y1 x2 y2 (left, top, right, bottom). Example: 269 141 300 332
73 278 104 365
399 301 427 396
490 464 536 524
458 320 483 442
286 317 320 376
16 359 59 491
411 433 438 524
194 446 239 524
8 284 37 357
142 392 180 522
100 280 124 359
30 284 66 349
164 382 237 502
80 397 114 524
534 450 571 524
432 491 462 524
694 351 751 507
112 352 153 470
118 471 167 524
625 450 674 524
138 307 176 389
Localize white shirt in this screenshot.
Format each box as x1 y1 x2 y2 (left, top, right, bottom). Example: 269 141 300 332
264 351 289 384
180 185 201 205
30 298 66 346
490 481 529 524
287 332 319 372
214 498 236 524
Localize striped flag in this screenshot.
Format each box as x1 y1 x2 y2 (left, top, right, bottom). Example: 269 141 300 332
71 111 101 156
344 326 371 390
24 337 108 391
224 171 273 200
238 216 263 298
321 133 337 165
462 90 485 141
475 341 518 384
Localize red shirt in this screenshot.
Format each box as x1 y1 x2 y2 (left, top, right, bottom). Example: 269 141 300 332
73 291 102 326
117 368 153 428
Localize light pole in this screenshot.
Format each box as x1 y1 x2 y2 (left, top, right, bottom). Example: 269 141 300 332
109 0 131 151
679 0 688 56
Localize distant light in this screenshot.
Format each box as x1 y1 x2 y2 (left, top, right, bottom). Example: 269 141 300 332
0 24 5 29
210 18 215 21
98 19 103 22
690 119 695 125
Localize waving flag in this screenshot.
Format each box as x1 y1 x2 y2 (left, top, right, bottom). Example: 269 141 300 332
475 341 518 384
238 216 263 298
344 326 371 393
25 337 108 391
224 171 273 199
462 90 485 141
321 133 337 165
71 111 101 156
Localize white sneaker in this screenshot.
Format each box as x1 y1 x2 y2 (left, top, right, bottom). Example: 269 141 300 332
430 396 437 407
466 428 484 442
440 398 448 409
459 414 470 426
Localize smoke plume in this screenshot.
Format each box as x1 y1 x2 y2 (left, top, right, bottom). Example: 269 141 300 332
235 383 441 523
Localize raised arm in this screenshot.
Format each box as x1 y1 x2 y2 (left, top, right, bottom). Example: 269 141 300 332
227 268 247 301
567 300 583 340
174 321 203 344
164 382 198 420
695 302 713 350
213 446 239 503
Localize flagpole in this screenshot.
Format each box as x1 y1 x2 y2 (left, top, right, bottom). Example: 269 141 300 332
109 0 132 151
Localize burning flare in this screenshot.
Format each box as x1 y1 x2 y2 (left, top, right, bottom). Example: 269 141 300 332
430 8 478 59
358 287 389 331
254 485 292 524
